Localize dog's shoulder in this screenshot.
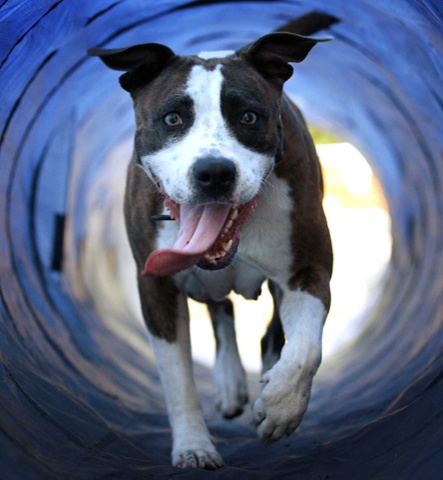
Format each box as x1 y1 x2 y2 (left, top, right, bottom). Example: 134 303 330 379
276 94 323 202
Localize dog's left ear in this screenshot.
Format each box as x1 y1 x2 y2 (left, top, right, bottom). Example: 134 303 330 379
239 33 331 88
87 43 176 92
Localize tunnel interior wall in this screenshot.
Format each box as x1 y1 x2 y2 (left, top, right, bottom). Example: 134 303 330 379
1 1 443 479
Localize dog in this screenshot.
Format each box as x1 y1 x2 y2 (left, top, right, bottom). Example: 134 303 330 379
89 12 334 470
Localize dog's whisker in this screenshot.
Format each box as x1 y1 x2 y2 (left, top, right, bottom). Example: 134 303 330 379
260 177 276 195
130 162 143 173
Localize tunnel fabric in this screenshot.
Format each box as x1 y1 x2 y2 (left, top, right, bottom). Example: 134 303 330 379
0 1 443 478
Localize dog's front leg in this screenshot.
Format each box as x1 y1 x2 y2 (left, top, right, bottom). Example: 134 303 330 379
140 278 224 469
252 287 327 445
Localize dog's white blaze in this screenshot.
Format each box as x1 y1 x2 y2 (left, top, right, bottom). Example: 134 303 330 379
141 64 273 204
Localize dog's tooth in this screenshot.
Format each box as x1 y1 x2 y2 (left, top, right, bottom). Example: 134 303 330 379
230 208 239 220
226 220 233 230
221 239 233 252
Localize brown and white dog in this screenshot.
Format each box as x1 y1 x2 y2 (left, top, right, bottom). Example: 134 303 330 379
89 12 334 470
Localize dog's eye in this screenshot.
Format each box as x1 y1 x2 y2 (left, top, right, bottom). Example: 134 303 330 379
240 111 258 125
163 112 183 127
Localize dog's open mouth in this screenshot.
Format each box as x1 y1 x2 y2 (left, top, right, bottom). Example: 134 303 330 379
143 194 258 276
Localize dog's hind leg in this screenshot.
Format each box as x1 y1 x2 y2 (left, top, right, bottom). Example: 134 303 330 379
261 280 285 375
207 298 248 419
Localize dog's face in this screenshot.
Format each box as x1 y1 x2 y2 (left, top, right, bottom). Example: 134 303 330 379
89 33 326 275
134 56 281 207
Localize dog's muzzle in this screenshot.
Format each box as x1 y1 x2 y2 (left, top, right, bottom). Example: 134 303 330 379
143 157 261 277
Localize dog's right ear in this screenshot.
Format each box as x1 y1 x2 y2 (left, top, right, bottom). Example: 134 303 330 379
87 43 175 92
239 33 331 89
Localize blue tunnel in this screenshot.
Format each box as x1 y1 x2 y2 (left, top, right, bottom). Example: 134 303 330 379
1 1 443 478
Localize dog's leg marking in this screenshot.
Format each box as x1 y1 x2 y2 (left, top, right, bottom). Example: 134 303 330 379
253 289 326 445
149 295 224 469
207 299 248 418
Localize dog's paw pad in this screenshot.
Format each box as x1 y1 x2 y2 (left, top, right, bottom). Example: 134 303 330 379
252 375 307 445
174 449 224 470
253 401 300 445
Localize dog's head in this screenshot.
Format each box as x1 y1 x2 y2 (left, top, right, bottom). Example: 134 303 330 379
89 33 328 276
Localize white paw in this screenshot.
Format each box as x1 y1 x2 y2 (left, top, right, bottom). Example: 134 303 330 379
173 447 224 470
213 354 248 418
252 367 313 445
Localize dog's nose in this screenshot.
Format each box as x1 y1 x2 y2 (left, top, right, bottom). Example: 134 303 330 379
193 157 237 199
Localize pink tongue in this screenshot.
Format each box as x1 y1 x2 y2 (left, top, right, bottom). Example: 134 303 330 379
143 203 231 276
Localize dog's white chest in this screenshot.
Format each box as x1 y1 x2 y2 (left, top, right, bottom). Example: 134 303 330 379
238 174 294 279
175 174 294 302
181 257 266 302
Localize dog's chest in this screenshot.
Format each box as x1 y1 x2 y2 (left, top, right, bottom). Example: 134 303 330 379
162 174 294 302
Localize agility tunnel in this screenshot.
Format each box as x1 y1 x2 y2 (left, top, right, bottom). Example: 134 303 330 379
1 1 443 478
